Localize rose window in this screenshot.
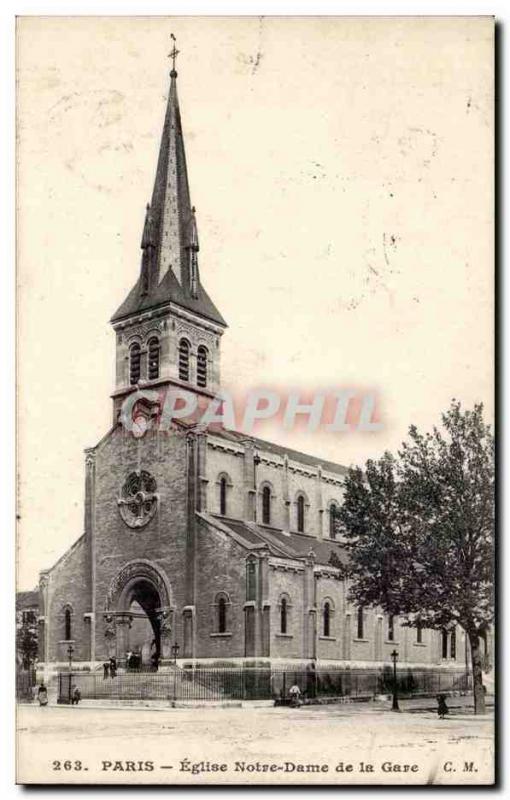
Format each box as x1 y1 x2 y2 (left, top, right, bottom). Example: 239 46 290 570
118 471 158 528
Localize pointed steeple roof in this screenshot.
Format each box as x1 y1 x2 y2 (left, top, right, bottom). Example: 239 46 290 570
112 61 226 327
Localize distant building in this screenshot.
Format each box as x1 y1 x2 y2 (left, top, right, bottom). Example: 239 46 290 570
16 590 38 669
16 589 38 626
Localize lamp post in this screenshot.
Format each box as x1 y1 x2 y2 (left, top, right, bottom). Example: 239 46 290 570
171 643 180 707
67 644 75 705
67 644 74 672
390 649 400 711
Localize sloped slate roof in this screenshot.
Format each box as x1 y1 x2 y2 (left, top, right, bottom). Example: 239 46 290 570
111 268 226 327
201 513 348 567
16 590 39 609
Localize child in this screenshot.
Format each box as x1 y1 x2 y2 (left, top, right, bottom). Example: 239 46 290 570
288 683 302 708
436 693 449 719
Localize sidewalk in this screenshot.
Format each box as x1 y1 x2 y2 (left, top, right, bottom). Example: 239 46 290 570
312 693 495 713
22 693 494 714
391 694 495 714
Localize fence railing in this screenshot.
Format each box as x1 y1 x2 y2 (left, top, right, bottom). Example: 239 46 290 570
57 666 472 704
16 668 36 701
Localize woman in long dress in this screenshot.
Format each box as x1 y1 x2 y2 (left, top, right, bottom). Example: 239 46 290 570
37 681 48 706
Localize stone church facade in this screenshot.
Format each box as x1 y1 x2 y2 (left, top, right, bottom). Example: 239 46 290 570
37 59 474 675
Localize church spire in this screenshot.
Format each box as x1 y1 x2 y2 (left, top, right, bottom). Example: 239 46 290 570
148 37 193 290
111 38 226 327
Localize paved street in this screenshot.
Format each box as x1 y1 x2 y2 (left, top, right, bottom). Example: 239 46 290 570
16 701 494 785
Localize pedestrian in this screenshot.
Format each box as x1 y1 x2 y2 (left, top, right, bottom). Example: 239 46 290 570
103 661 110 680
288 683 302 708
436 693 449 719
306 659 317 699
109 657 117 679
71 686 81 705
37 681 48 707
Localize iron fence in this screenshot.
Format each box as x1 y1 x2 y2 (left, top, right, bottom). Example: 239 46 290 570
57 666 472 704
16 667 36 701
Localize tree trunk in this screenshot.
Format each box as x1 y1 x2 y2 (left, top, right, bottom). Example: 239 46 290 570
468 629 486 714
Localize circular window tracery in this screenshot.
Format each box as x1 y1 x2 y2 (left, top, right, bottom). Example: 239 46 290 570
118 471 159 528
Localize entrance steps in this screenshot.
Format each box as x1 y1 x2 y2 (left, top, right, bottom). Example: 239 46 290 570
68 667 224 702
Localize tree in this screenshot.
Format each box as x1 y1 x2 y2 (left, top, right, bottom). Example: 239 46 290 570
338 402 494 714
17 618 38 670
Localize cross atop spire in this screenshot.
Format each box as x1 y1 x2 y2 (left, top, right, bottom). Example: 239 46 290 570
168 33 179 76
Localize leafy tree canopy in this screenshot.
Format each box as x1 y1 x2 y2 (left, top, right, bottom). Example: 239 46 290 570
338 401 494 634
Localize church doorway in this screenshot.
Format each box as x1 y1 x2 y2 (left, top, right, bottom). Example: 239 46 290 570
106 560 173 667
125 579 161 669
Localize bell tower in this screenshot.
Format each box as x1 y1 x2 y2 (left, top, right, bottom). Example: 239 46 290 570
110 41 227 421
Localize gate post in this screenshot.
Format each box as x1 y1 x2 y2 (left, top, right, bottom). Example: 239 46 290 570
57 673 72 704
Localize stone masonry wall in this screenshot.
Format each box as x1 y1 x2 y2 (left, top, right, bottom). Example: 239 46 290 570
268 565 305 659
194 520 248 659
91 424 189 662
206 436 345 539
44 536 90 663
315 574 345 661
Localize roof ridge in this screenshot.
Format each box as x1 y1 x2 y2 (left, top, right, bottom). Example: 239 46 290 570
242 521 298 559
209 427 349 476
197 511 263 552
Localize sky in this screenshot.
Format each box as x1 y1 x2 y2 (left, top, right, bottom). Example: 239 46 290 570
17 16 494 589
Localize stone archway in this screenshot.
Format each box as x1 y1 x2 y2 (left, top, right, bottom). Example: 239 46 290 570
104 560 173 666
125 579 162 666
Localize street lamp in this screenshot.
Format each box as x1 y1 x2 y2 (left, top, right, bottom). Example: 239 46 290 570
390 649 400 712
67 644 74 672
67 644 75 705
171 643 180 707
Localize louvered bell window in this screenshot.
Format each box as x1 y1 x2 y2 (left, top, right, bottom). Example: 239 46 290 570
197 345 208 388
178 339 190 382
147 336 160 380
129 343 141 385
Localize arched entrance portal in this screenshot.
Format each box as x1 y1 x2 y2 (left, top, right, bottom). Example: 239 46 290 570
105 560 173 668
126 579 161 667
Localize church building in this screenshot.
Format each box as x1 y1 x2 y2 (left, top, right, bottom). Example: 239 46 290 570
37 55 470 676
